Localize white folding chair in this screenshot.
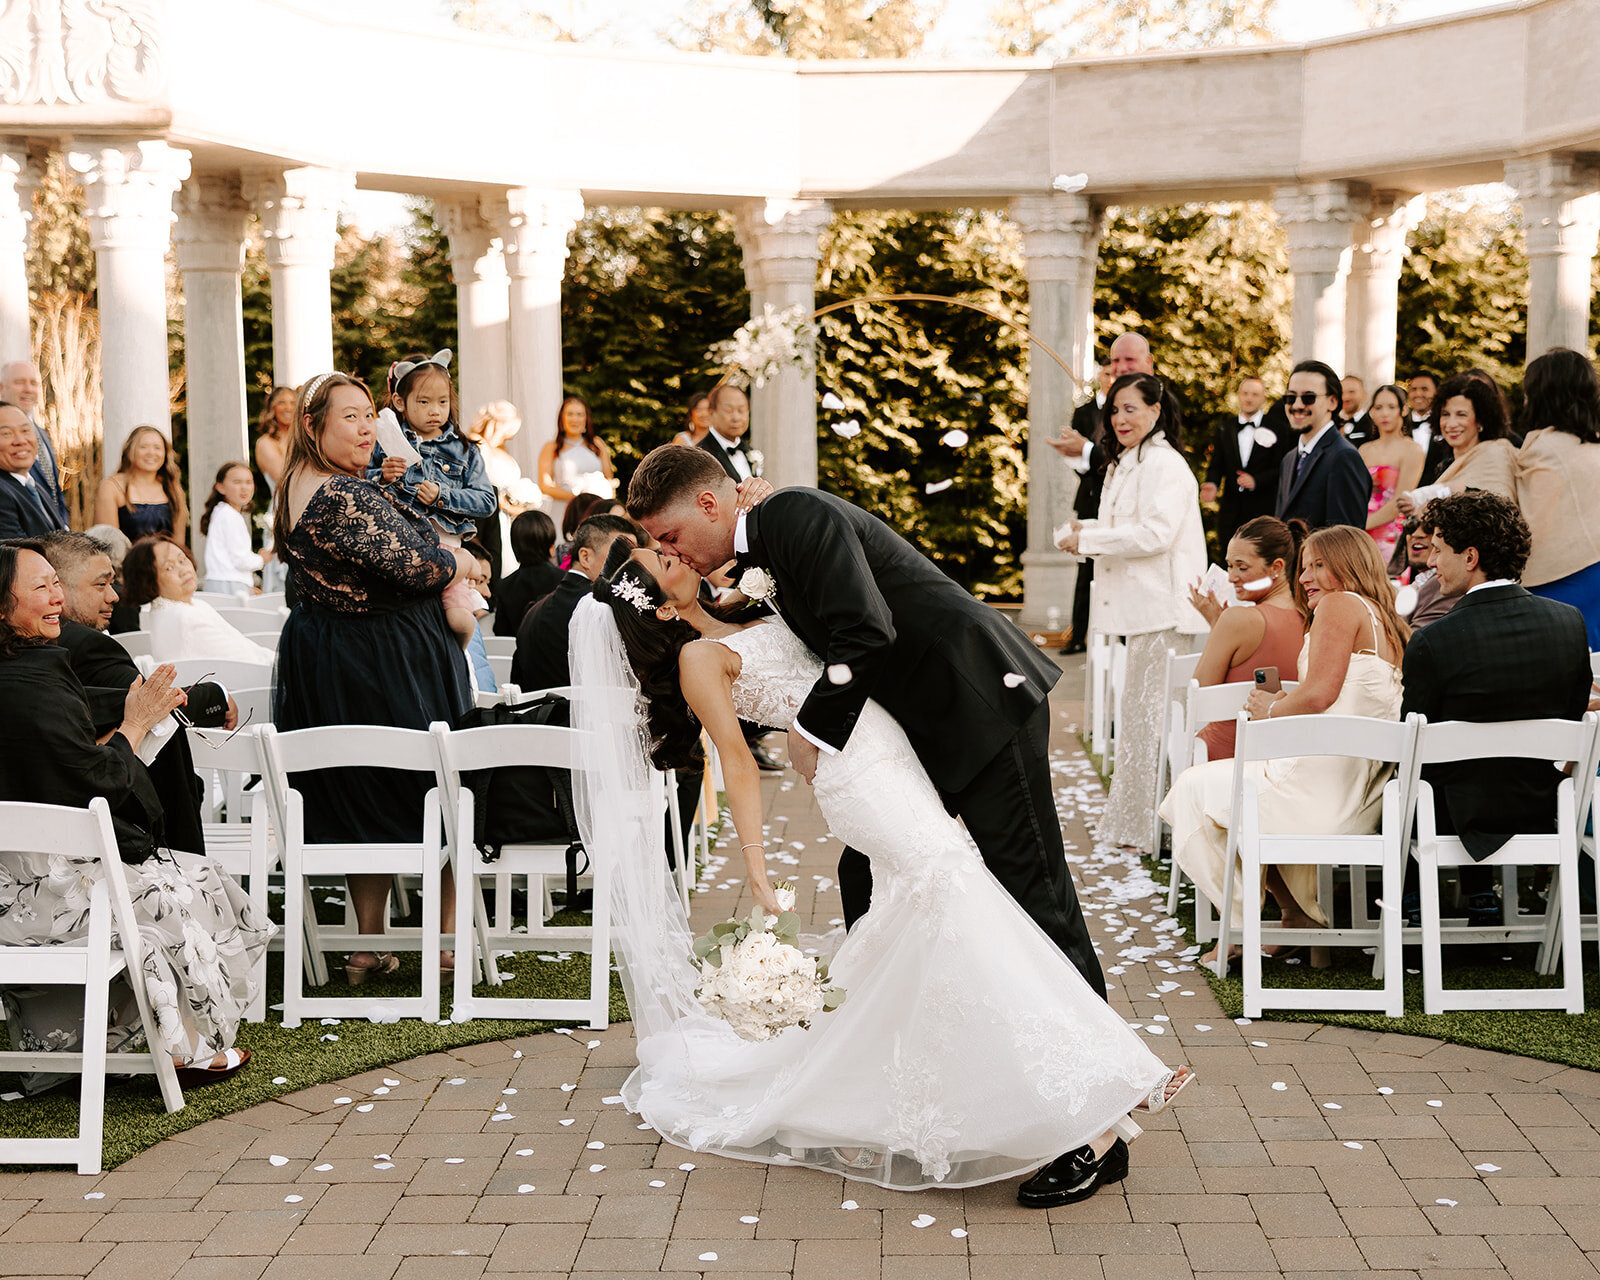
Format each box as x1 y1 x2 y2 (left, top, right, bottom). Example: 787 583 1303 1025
194 590 247 608
431 720 610 1027
488 653 513 687
1150 648 1203 858
1087 631 1115 762
243 592 287 612
170 659 274 691
258 724 446 1026
212 606 282 636
1107 636 1128 770
1589 651 1600 681
0 800 184 1173
1406 714 1599 1015
1231 712 1421 1019
241 632 280 653
112 630 152 660
482 636 517 659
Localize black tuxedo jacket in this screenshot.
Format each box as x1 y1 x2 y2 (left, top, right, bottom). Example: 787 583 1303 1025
1207 414 1293 547
55 620 227 856
1069 399 1106 520
511 570 589 692
699 431 756 483
493 559 564 638
1400 585 1591 860
1275 427 1372 530
739 490 1059 793
1339 414 1376 447
0 470 64 538
1419 434 1454 485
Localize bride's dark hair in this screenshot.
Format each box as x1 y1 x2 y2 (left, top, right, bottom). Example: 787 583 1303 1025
593 538 705 771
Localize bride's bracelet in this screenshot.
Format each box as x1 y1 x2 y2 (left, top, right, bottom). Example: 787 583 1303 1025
741 843 763 852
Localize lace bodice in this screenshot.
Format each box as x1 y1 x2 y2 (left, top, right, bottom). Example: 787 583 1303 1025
283 475 457 615
719 619 821 731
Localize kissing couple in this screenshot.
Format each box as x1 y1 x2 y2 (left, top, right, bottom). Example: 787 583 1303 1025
567 444 1191 1200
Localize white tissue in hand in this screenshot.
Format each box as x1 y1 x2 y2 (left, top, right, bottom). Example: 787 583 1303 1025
374 408 423 467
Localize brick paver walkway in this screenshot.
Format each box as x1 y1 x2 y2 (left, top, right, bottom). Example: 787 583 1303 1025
4 671 1600 1279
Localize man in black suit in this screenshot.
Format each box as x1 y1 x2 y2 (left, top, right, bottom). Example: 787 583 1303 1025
38 531 232 856
0 402 66 538
1405 371 1452 483
512 514 639 692
1338 374 1376 445
1400 491 1591 926
698 384 759 483
1050 365 1109 653
1 361 69 526
1275 360 1372 530
1202 375 1293 553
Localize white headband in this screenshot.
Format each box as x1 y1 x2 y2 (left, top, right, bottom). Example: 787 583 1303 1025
392 349 453 385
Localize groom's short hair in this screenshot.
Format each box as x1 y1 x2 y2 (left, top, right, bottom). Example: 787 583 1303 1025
627 444 730 520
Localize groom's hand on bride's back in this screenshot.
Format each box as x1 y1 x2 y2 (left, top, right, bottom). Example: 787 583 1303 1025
787 729 819 784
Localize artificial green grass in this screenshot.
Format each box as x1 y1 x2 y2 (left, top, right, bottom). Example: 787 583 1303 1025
0 900 630 1171
1145 851 1600 1072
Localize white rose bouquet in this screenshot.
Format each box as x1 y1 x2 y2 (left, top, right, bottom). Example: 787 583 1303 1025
707 304 818 390
691 880 846 1043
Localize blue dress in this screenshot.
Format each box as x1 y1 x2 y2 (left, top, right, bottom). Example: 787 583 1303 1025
272 475 469 844
118 500 173 541
1530 559 1600 650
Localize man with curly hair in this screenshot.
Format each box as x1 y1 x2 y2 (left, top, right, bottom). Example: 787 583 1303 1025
1400 490 1591 925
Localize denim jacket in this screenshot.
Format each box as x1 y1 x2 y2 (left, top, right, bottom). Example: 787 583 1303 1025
368 420 495 538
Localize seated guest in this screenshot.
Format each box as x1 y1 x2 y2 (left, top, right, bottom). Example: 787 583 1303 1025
0 543 273 1090
86 523 140 633
0 400 64 537
1184 517 1310 761
513 514 640 692
1398 372 1517 516
1162 526 1408 964
123 534 275 666
1395 517 1457 629
1400 491 1590 925
39 530 233 857
493 509 562 637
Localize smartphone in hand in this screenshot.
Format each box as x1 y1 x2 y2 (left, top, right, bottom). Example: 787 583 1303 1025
1253 666 1282 694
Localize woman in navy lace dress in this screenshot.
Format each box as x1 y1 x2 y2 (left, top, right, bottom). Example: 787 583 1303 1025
271 372 473 983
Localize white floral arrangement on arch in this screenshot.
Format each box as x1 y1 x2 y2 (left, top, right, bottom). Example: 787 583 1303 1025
691 880 846 1042
707 304 818 389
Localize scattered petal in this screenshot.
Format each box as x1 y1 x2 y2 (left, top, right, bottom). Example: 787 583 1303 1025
649 1179 667 1188
490 1113 515 1122
284 1195 303 1204
559 1118 575 1127
924 479 953 494
1436 1198 1458 1206
1235 1017 1252 1025
587 1142 606 1150
373 1162 395 1170
383 1078 400 1086
511 1051 523 1059
561 1083 576 1092
831 419 861 439
501 1088 517 1096
515 1149 533 1157
841 1199 859 1210
372 1087 390 1095
314 1163 333 1171
588 1163 606 1173
1377 1087 1394 1095
940 428 969 448
445 1078 466 1085
1475 1163 1501 1172
1427 1100 1443 1108
356 1103 374 1112
269 1155 289 1167
912 1213 937 1228
1193 1024 1212 1032
821 391 846 411
679 1162 696 1171
699 1253 718 1263
1271 1082 1288 1091
320 1034 339 1042
445 1157 464 1164
602 1094 625 1105
333 1097 351 1105
1002 673 1026 689
320 1017 339 1026
1343 1141 1364 1150
517 1184 535 1194
1322 1103 1343 1111
1251 1040 1269 1048
740 1214 760 1224
1145 1025 1165 1035
826 663 853 685
83 1191 104 1200
272 1077 288 1085
951 1227 969 1238
586 1040 600 1049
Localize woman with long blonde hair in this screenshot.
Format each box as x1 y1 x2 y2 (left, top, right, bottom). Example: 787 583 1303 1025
1161 525 1409 966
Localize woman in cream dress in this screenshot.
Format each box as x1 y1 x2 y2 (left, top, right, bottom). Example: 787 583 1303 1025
1160 526 1409 962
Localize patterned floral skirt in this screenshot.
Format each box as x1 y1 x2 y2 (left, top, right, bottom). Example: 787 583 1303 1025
0 849 275 1091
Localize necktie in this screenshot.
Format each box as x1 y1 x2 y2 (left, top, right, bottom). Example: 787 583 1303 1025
1294 449 1309 480
20 478 58 528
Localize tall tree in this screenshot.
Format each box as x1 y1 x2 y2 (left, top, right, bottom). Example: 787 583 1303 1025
987 0 1070 55
750 0 937 57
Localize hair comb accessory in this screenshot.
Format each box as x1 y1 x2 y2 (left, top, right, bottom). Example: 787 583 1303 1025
609 575 653 613
391 350 453 384
301 372 337 404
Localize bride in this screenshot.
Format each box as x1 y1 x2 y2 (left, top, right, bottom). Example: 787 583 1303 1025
569 539 1191 1202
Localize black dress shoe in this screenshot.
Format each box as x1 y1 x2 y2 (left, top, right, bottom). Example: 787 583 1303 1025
1059 639 1086 656
749 742 785 772
1465 891 1502 928
1016 1137 1128 1208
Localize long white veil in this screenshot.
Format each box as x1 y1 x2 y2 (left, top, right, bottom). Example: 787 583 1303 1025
567 595 701 1045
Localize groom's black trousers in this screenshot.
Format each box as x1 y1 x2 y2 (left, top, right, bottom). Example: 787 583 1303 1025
836 701 1106 1001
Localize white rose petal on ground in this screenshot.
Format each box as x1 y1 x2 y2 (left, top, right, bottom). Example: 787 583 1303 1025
314 1164 333 1172
1427 1100 1443 1107
83 1192 104 1200
1437 1198 1458 1206
1322 1103 1342 1110
373 1162 395 1170
1343 1141 1364 1150
602 1095 624 1104
912 1214 936 1228
679 1162 696 1171
588 1164 606 1173
1377 1086 1394 1095
1475 1163 1501 1172
515 1149 533 1157
841 1199 859 1210
356 1104 374 1113
587 1142 605 1150
951 1228 969 1238
517 1184 535 1194
284 1195 303 1204
272 1076 288 1085
1271 1082 1288 1091
699 1253 718 1263
559 1118 575 1127
740 1215 760 1224
445 1158 464 1164
268 1155 288 1166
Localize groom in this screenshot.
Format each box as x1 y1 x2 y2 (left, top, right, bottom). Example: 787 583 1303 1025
628 446 1105 997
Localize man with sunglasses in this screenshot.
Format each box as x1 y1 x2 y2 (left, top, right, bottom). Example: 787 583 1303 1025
36 530 233 855
1275 360 1372 531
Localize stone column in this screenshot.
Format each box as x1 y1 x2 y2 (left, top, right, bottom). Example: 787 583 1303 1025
1011 193 1102 630
1272 182 1362 368
1345 192 1423 386
176 172 251 560
733 198 830 491
244 166 353 388
0 146 37 364
493 188 583 476
437 197 510 426
1508 154 1600 362
67 139 191 461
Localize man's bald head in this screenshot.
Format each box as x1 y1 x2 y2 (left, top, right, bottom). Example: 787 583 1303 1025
1107 334 1154 378
0 361 41 415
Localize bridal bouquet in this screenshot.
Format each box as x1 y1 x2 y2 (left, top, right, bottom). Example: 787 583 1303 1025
707 304 818 389
691 880 846 1042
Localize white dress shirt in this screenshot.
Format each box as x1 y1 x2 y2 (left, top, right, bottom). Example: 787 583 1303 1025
203 501 265 588
1410 414 1433 450
1466 578 1517 595
1296 421 1336 465
711 427 753 480
1237 412 1264 468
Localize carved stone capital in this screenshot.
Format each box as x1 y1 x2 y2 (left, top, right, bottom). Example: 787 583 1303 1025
175 172 249 274
1350 190 1424 263
243 166 355 272
0 146 42 255
492 188 584 282
436 197 507 283
1506 153 1600 260
735 199 829 289
67 138 190 253
1 0 166 106
1272 181 1363 277
1010 194 1102 285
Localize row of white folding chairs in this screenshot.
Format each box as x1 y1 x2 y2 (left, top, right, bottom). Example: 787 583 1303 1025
0 799 186 1174
1203 710 1600 1019
1083 631 1127 766
195 590 286 612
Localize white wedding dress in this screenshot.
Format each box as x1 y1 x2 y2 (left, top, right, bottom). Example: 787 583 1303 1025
571 603 1169 1190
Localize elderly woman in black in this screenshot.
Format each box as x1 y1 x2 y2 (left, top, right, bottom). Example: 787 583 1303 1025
0 542 273 1090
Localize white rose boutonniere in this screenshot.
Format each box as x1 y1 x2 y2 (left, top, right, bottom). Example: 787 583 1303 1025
1254 427 1278 448
738 567 777 603
747 448 764 476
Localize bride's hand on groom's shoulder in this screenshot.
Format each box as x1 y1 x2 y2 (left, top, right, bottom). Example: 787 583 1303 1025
734 477 773 513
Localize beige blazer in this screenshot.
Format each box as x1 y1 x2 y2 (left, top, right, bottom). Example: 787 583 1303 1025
1517 428 1600 588
1436 437 1518 502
